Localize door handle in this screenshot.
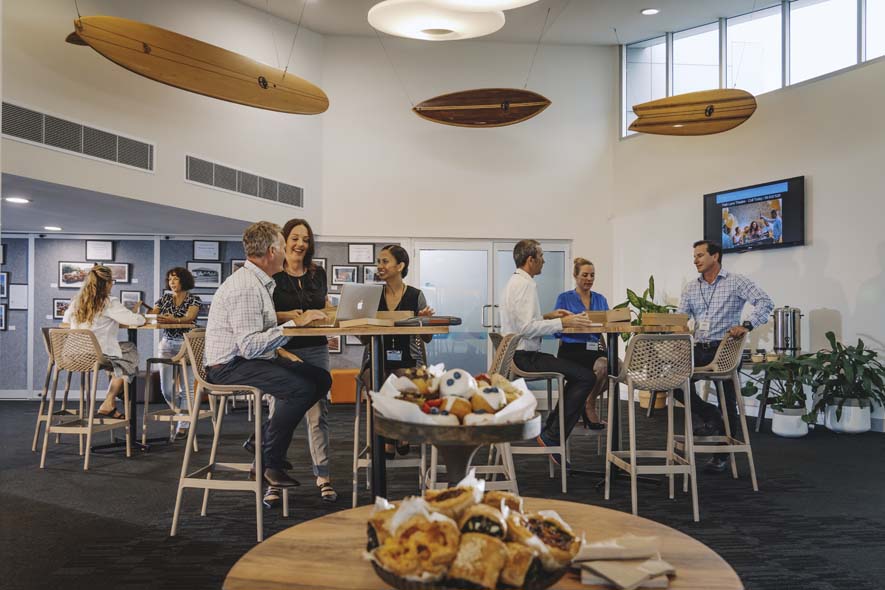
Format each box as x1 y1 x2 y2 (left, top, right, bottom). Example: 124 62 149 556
481 304 491 328
492 304 501 329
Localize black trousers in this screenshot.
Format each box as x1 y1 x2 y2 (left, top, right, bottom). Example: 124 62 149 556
207 356 332 470
557 342 606 369
673 342 741 460
513 350 596 443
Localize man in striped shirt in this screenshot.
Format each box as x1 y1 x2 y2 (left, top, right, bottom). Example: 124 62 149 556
676 240 773 472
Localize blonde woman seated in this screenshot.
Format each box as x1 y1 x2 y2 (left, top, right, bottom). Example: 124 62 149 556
63 265 145 418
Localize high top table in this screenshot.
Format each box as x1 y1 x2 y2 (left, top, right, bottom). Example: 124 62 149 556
223 497 743 590
283 325 448 500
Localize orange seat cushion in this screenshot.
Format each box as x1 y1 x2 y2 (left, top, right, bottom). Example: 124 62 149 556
330 368 360 404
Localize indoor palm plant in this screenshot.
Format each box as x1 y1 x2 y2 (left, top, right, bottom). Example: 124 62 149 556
803 332 885 433
742 354 814 437
611 275 676 342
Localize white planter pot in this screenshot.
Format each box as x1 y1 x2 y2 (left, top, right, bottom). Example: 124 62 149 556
772 408 808 438
825 399 871 434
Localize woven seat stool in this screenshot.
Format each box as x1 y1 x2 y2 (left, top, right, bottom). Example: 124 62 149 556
32 327 80 453
604 334 699 521
39 329 132 470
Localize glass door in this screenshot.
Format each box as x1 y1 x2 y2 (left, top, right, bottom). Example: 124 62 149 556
414 241 493 376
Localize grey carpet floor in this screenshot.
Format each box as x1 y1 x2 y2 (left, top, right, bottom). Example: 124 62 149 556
2 400 885 590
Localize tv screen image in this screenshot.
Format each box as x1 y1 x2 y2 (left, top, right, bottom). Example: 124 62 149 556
704 176 805 253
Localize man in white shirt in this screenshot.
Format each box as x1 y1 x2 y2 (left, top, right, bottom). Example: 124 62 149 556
501 240 598 463
205 221 331 489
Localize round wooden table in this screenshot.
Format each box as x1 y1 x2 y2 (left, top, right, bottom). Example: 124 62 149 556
223 497 743 590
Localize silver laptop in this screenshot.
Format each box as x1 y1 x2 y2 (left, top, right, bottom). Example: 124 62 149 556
313 283 382 326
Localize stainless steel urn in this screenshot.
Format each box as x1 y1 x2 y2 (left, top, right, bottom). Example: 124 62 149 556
772 306 802 355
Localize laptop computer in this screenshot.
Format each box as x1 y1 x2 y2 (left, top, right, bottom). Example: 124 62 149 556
307 283 383 327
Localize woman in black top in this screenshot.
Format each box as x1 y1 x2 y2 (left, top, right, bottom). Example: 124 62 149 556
271 218 337 504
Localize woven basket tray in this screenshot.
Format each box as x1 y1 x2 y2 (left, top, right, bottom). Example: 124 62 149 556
371 560 567 590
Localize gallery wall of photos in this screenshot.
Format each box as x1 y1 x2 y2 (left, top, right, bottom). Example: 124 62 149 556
0 236 402 393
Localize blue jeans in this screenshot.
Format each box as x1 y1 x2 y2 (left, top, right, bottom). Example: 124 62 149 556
157 336 186 410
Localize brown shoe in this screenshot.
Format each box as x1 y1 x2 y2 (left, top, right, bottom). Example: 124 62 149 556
263 468 301 488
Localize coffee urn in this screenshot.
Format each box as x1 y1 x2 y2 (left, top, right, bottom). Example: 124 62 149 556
772 306 802 355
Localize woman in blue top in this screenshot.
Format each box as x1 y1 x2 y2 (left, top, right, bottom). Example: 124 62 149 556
554 257 609 429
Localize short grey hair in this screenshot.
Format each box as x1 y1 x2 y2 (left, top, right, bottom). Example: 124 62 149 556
513 239 541 268
243 221 283 258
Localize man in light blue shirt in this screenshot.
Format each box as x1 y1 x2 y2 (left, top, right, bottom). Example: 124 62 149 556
761 209 783 242
721 224 734 249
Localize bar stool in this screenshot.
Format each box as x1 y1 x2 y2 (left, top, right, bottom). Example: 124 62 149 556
142 336 215 449
676 334 759 491
39 329 132 470
509 359 569 493
170 330 285 543
32 327 78 452
604 334 699 521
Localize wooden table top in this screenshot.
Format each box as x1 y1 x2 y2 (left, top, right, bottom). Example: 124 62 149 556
562 324 691 334
58 322 196 330
223 498 742 590
282 326 449 337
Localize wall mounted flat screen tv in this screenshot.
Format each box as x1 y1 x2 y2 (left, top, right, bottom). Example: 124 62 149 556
704 176 805 253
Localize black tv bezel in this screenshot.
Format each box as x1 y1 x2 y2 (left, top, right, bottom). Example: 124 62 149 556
704 176 805 254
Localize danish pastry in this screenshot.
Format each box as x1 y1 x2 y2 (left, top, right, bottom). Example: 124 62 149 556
524 512 580 569
471 387 507 413
447 532 508 589
367 506 397 550
441 396 472 421
440 369 477 399
500 541 538 588
424 485 479 520
458 504 507 539
482 490 524 514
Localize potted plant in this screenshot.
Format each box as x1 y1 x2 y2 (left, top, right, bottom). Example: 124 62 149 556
804 332 885 434
742 355 814 438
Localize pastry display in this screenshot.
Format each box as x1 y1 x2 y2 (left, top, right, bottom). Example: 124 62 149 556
439 369 477 399
367 474 576 590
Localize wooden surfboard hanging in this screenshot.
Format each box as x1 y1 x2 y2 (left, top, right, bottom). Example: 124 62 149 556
67 16 329 115
412 88 551 128
628 88 756 136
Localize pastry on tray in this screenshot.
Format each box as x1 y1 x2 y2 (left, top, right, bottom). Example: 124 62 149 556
500 541 538 588
424 485 480 521
447 532 508 590
482 490 524 514
458 504 507 539
367 506 398 550
523 512 581 570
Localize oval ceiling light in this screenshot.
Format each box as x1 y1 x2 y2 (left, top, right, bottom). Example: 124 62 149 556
433 0 538 11
640 8 660 15
368 0 505 41
4 197 31 204
44 226 63 231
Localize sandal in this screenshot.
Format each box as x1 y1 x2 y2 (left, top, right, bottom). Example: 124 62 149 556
263 486 282 509
96 408 125 420
318 482 338 504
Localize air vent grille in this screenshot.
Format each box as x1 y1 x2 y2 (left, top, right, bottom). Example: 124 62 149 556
185 155 304 209
2 102 155 171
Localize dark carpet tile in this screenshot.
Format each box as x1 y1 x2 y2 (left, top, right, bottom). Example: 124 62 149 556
3 400 885 590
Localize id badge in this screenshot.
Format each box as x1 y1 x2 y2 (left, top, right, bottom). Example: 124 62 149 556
585 341 599 351
698 320 711 333
386 350 403 362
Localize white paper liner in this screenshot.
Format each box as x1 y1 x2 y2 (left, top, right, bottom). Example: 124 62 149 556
573 534 661 562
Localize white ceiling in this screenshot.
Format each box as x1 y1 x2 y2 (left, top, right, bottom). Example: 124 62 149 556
237 0 776 46
1 175 249 236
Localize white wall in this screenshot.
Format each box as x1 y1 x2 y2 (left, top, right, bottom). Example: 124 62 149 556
320 36 617 295
1 0 324 226
612 58 885 353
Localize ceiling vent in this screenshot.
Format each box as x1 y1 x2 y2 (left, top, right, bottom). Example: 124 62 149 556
2 102 154 172
185 155 304 208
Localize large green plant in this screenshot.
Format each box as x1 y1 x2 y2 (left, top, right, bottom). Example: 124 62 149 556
612 275 676 341
804 331 885 421
741 354 814 411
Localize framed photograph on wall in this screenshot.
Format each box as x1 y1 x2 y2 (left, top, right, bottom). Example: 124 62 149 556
58 262 93 289
331 265 357 285
0 271 7 298
362 265 381 284
85 240 114 261
327 334 342 354
9 284 28 310
328 283 339 292
313 257 327 270
197 293 214 319
0 304 6 331
1 244 6 265
105 263 130 284
231 259 246 274
348 243 374 264
187 261 223 288
120 290 142 312
53 298 71 320
345 335 362 346
328 293 341 307
193 240 220 261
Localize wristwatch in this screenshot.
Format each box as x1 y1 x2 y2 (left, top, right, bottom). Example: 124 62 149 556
742 321 753 331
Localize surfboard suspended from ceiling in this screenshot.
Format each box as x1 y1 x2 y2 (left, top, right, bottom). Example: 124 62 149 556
67 16 328 115
412 88 551 127
628 89 756 136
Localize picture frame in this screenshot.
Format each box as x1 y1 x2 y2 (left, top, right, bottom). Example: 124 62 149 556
328 283 339 292
0 243 5 265
53 298 71 320
58 262 93 289
327 334 342 354
345 335 362 346
348 243 374 264
120 290 142 312
0 304 6 331
328 293 341 307
197 293 214 320
105 263 130 284
8 284 28 310
313 257 326 270
331 265 357 285
363 265 381 284
0 271 7 298
231 259 246 274
85 240 114 261
187 261 223 288
193 240 220 261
